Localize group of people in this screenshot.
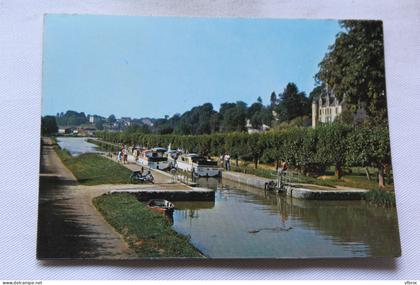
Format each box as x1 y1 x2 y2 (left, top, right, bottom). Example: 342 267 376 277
117 144 129 164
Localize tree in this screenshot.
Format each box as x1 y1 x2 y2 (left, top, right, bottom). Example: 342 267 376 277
276 83 309 122
173 103 217 135
315 123 351 179
219 101 247 132
270 91 277 108
316 20 387 121
247 101 263 128
41 116 58 135
346 126 391 187
55 110 88 126
107 114 117 123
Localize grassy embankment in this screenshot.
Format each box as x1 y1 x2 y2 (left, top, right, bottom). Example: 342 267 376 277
52 141 202 256
54 147 132 185
93 193 203 258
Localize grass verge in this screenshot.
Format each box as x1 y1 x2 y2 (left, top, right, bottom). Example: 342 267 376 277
93 193 203 258
55 147 132 185
363 189 396 207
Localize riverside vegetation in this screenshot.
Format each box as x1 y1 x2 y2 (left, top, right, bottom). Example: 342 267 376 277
93 193 203 258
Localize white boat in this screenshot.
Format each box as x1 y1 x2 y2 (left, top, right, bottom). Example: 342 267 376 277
137 147 170 170
175 153 221 177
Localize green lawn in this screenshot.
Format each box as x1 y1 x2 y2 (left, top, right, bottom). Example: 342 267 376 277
55 148 132 185
93 193 203 258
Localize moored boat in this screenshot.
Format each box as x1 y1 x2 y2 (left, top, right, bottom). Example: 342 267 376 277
137 147 170 170
147 199 175 214
175 153 221 177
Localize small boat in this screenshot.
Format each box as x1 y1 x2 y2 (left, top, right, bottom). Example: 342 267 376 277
147 199 175 214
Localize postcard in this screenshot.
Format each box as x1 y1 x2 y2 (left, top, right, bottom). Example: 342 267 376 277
38 15 401 259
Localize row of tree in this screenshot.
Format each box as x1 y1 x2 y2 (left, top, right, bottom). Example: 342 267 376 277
151 82 312 135
95 123 391 187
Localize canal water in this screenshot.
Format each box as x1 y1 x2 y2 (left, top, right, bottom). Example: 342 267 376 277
56 137 99 156
172 178 401 258
55 137 401 258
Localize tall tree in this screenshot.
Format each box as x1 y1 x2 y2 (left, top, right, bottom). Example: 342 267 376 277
270 91 277 108
316 20 387 121
219 101 247 132
276 83 309 122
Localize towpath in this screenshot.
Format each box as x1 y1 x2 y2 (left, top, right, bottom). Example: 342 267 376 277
37 138 135 259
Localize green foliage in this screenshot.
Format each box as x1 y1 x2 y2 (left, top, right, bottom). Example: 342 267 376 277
315 124 352 177
41 116 58 135
316 20 387 120
93 193 203 257
219 101 248 132
56 110 88 126
346 126 390 168
363 189 396 207
272 116 311 130
275 83 310 122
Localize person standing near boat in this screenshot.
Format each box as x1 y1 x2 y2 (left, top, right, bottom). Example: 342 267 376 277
122 144 128 164
220 154 225 168
225 154 231 171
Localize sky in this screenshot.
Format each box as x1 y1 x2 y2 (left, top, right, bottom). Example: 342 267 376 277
42 15 341 118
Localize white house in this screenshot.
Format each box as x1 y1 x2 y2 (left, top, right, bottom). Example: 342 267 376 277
311 89 367 128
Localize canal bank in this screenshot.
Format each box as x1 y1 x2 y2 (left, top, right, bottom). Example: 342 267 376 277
38 138 135 259
222 170 369 200
40 137 208 258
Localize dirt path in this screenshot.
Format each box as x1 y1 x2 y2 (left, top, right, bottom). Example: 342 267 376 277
37 138 135 259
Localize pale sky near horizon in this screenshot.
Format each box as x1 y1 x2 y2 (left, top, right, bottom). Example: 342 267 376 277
42 15 341 118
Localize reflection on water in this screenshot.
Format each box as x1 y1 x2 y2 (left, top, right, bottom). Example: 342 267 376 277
172 177 401 258
56 137 99 156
